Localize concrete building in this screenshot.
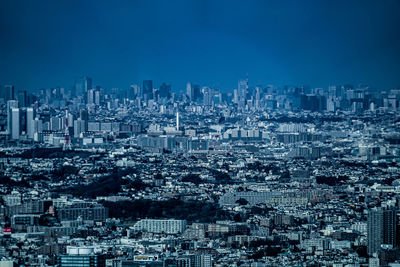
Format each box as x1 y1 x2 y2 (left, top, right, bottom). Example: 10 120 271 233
133 219 187 234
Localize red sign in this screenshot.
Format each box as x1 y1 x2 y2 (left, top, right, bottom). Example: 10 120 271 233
3 228 11 234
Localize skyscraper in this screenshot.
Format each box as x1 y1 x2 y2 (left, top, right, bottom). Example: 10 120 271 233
26 108 35 139
7 100 18 136
202 87 214 107
367 209 397 255
159 83 171 99
33 117 43 141
5 85 15 101
75 76 92 97
80 109 89 130
129 84 140 99
18 90 27 107
186 82 193 101
193 84 201 102
238 77 248 109
142 80 153 100
87 89 95 104
11 108 20 140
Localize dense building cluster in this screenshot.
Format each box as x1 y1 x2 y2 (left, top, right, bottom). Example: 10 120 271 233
0 78 399 266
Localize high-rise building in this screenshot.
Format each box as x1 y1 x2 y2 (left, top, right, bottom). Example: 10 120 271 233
367 209 397 255
142 80 153 100
11 108 20 140
34 117 43 141
5 85 15 100
7 100 18 136
129 84 141 99
94 90 101 105
238 78 248 109
26 108 35 139
80 109 89 130
74 118 86 138
87 89 95 104
75 76 92 97
203 88 211 107
159 83 171 99
17 90 27 107
186 82 193 101
187 82 201 102
300 94 320 111
194 85 201 100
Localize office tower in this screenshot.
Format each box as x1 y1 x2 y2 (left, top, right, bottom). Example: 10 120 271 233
75 76 92 96
74 118 86 138
80 109 89 130
87 88 95 104
193 84 201 101
203 87 213 107
33 117 43 142
300 94 320 111
142 80 153 100
238 78 248 98
187 82 193 101
80 109 89 120
11 108 20 140
127 85 134 99
129 84 140 99
87 88 101 105
17 90 27 107
159 82 171 99
50 117 62 131
367 209 397 255
94 90 101 105
7 100 18 136
255 86 261 109
238 78 248 109
5 85 15 100
233 89 238 104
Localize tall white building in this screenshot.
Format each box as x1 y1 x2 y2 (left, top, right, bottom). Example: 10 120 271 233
11 108 20 140
7 100 18 136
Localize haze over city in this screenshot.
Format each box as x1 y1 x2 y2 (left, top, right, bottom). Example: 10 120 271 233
1 0 400 91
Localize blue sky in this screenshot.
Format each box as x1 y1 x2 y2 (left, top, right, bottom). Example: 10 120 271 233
1 0 400 92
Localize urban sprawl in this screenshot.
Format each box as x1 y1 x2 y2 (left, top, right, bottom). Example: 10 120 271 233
0 77 400 267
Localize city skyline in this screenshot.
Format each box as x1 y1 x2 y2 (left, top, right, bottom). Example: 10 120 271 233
0 75 389 95
1 1 400 266
1 0 400 91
